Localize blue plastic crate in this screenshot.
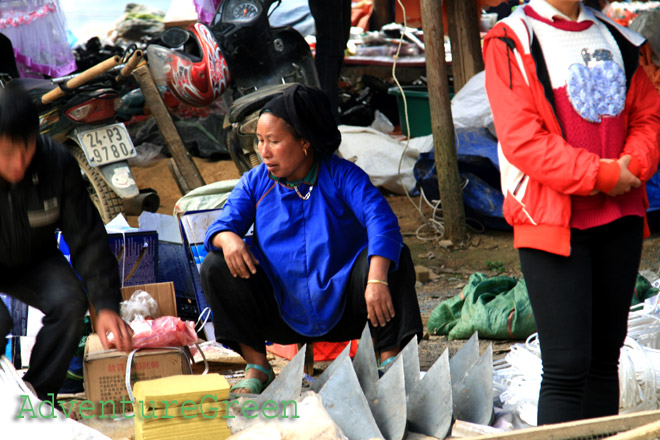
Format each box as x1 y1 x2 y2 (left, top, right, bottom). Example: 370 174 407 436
178 209 223 317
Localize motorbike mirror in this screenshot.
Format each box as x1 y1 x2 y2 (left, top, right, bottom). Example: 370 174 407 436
159 27 191 49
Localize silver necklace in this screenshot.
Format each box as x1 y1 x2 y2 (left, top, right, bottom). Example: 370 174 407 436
294 184 314 200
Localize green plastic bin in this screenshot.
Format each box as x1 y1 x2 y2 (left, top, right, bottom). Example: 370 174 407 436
387 86 432 138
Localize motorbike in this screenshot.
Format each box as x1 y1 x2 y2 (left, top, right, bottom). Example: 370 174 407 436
6 51 159 223
146 0 319 175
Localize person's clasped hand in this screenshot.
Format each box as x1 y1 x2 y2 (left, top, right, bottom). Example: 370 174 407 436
365 283 395 327
214 231 259 279
96 309 133 353
607 155 641 197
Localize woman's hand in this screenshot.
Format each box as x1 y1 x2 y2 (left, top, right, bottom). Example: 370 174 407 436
366 255 395 327
365 283 395 327
607 155 641 197
213 231 259 279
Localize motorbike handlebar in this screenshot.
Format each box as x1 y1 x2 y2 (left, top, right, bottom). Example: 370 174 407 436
116 50 143 82
41 55 121 105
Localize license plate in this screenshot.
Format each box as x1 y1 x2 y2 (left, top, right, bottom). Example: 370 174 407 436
76 123 136 167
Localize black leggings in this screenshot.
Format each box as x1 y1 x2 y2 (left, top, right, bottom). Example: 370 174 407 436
200 245 423 356
519 216 644 425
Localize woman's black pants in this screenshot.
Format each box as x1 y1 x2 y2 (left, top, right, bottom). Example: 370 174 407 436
200 245 423 356
519 216 644 425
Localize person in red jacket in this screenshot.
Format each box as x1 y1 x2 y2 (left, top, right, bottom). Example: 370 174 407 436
484 0 660 425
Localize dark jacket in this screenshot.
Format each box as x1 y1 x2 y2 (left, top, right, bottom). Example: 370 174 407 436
0 135 121 312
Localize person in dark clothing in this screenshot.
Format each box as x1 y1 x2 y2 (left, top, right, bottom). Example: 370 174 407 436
0 85 132 401
0 33 19 79
308 0 352 121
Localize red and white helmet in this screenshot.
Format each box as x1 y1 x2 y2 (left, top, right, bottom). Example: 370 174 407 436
147 23 230 107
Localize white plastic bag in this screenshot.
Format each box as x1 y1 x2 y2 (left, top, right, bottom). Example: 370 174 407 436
369 110 395 134
337 126 432 195
0 356 110 439
226 391 348 440
494 334 659 427
119 290 161 323
451 71 494 130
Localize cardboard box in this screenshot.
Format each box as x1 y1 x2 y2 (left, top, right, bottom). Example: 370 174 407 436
83 334 192 415
84 282 192 415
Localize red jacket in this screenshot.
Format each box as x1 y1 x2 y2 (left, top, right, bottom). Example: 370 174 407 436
483 6 660 256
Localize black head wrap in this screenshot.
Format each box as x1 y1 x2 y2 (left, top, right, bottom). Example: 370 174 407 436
260 85 341 157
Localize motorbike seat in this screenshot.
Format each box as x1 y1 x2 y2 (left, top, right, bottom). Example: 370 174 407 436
10 78 57 94
228 83 296 124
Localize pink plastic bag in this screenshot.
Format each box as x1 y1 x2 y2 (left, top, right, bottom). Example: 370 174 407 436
192 0 223 24
110 316 198 349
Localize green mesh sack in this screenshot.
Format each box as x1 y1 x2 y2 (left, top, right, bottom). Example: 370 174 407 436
427 273 536 340
633 273 659 306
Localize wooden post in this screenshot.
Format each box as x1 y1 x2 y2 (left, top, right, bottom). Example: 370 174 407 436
132 65 205 194
420 0 467 244
446 0 485 92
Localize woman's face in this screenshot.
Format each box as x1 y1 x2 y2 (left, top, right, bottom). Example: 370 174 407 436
257 113 312 181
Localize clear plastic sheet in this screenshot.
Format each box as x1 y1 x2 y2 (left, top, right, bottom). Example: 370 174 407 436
119 289 161 323
494 331 659 427
0 0 76 77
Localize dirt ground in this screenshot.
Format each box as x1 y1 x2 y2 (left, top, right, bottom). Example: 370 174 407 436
129 156 660 370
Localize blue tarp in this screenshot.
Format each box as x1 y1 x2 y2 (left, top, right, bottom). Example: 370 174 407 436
646 172 660 212
413 127 509 230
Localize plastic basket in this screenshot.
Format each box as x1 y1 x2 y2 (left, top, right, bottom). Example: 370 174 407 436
387 85 431 138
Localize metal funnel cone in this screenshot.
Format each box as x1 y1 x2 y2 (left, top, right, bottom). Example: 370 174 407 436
257 343 307 409
367 356 407 440
399 336 420 397
311 341 352 393
407 349 452 438
353 323 379 396
318 356 384 440
452 343 494 425
449 331 479 386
